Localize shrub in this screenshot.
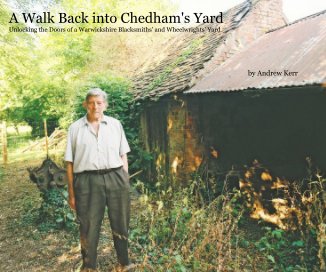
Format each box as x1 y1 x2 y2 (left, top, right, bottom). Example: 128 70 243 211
255 227 313 271
129 179 248 271
37 188 77 233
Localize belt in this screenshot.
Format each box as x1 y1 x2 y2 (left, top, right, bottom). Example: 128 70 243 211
78 167 121 175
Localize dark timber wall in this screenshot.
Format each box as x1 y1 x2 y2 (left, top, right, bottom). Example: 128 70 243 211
189 86 326 179
140 100 169 182
141 86 326 181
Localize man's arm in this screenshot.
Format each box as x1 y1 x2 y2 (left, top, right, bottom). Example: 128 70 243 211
121 153 128 173
66 162 76 210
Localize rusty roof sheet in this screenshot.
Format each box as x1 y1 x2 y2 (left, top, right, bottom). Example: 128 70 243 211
186 11 326 94
133 1 254 100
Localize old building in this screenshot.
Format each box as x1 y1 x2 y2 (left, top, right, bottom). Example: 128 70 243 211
186 11 326 179
134 0 326 181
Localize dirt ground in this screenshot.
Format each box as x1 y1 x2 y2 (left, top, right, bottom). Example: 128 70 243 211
0 159 140 272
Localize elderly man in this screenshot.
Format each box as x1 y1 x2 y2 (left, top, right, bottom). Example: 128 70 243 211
65 88 132 271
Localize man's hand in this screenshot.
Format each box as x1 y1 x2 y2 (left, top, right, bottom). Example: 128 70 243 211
121 153 129 174
68 194 76 211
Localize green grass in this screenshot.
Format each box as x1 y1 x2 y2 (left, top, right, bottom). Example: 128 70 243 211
6 125 32 135
1 131 64 165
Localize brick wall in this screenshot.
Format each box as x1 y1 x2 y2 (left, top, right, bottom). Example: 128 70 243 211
140 95 205 182
140 96 205 182
167 96 186 177
165 95 205 181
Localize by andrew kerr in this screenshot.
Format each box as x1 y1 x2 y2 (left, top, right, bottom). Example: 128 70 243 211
248 69 299 77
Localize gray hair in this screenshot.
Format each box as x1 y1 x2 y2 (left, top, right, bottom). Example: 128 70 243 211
85 88 108 104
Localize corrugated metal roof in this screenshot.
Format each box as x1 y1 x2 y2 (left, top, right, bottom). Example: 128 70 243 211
186 11 326 94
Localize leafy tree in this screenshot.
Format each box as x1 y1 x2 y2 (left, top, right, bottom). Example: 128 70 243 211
1 0 175 135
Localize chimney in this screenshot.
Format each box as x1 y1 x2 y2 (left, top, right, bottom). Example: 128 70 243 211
249 0 287 31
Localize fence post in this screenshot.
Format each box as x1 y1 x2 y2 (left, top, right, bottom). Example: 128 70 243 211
2 121 8 165
43 119 49 158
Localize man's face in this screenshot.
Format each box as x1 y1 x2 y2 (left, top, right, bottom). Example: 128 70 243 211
83 95 107 121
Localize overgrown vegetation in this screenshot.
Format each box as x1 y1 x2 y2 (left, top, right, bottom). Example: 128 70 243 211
144 38 204 95
255 227 318 272
126 166 325 271
38 188 77 232
19 187 78 235
130 178 248 271
2 143 325 271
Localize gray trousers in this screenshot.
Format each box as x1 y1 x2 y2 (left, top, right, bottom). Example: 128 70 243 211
74 167 130 269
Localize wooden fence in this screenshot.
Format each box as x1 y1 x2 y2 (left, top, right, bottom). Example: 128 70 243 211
0 120 66 165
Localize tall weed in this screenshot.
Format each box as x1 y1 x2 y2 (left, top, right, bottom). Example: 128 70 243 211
130 178 251 271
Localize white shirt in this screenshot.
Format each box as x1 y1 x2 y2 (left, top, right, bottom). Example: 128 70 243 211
64 115 130 173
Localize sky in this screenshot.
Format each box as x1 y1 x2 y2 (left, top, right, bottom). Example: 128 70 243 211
173 0 326 22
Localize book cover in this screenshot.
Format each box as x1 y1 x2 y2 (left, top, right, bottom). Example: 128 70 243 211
1 0 325 271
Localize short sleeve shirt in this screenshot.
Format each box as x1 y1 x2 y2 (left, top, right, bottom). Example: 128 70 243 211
64 115 130 173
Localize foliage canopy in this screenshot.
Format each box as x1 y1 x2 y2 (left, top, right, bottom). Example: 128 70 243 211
1 0 175 131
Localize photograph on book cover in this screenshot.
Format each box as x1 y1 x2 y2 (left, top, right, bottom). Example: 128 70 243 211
1 0 325 271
